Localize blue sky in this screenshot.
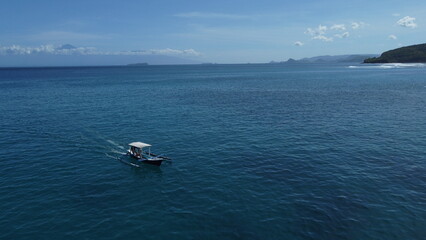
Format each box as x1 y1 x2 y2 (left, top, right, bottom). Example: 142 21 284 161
1 0 425 65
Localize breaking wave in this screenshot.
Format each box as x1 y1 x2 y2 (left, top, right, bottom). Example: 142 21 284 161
348 63 426 69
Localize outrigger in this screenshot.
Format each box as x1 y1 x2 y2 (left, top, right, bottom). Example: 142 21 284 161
127 142 170 166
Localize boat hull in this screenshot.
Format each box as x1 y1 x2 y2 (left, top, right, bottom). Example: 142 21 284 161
127 153 164 166
142 160 163 166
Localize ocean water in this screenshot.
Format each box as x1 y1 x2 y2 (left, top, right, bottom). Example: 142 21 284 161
0 63 425 240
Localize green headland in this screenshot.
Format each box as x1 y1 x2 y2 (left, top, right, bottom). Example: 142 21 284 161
364 43 426 63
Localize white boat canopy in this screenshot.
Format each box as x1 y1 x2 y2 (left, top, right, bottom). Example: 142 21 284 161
129 142 152 149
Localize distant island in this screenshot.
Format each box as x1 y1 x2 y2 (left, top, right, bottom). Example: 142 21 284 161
270 54 377 64
127 62 149 66
364 43 426 63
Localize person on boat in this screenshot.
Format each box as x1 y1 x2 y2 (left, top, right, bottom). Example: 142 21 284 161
135 148 141 158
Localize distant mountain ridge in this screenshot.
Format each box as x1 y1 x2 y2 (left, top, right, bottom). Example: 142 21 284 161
56 44 77 50
364 43 426 63
270 54 378 64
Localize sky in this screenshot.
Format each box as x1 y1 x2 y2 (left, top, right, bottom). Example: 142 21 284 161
0 0 425 65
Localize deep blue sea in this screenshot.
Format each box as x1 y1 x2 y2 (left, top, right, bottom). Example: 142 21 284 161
0 63 425 240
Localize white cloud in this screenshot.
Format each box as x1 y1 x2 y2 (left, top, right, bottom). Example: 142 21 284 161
313 35 333 42
0 44 201 57
305 25 332 41
0 44 95 55
397 16 417 28
392 13 401 17
351 22 365 29
330 24 346 31
335 32 350 38
351 22 360 29
305 25 327 36
388 34 397 40
294 41 304 46
174 12 251 20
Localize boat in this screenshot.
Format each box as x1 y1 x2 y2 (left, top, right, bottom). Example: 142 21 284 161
127 142 170 166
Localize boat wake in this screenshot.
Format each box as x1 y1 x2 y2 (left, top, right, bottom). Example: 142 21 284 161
105 153 119 159
105 153 141 168
107 139 124 149
348 63 426 69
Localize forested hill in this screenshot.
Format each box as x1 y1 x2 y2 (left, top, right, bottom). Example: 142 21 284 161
364 43 426 63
